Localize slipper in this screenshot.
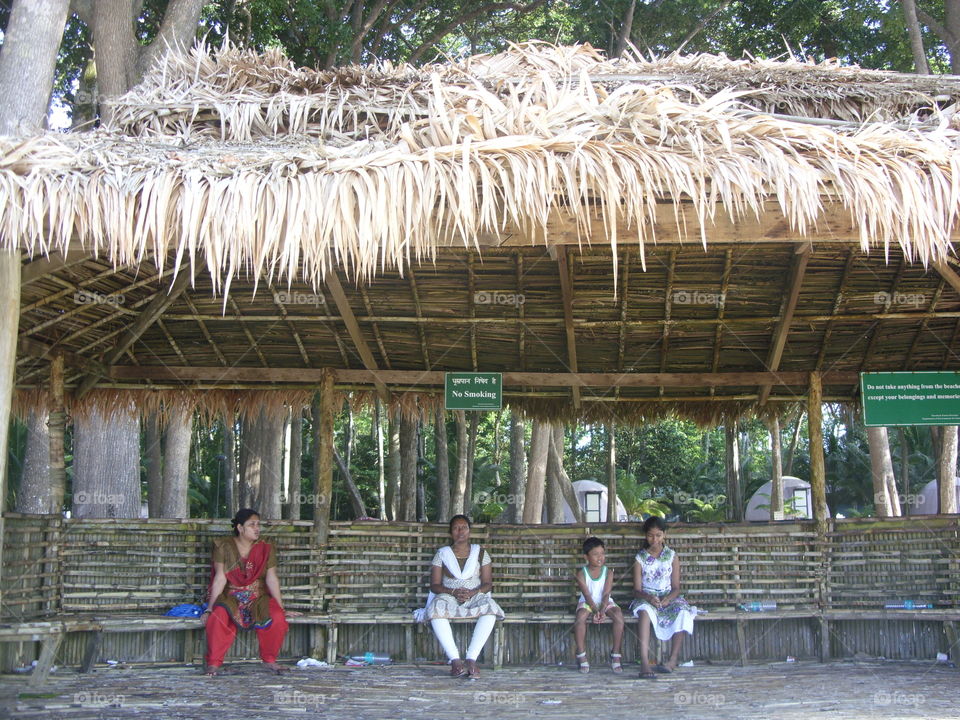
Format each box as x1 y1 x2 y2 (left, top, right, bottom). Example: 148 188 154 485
654 664 673 674
465 659 480 678
610 653 623 674
638 670 658 680
575 651 589 674
450 659 468 678
204 665 228 676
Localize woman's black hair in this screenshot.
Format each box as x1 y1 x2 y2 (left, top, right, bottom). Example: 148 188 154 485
582 536 605 555
231 508 260 536
448 514 472 533
640 516 668 549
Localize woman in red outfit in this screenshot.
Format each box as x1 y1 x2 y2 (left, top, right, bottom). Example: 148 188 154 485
203 508 298 675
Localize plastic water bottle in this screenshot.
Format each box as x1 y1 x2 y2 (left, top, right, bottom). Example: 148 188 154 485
738 601 777 612
349 652 391 665
884 600 933 609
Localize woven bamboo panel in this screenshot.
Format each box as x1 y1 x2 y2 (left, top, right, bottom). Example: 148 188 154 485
1 515 61 621
825 516 960 609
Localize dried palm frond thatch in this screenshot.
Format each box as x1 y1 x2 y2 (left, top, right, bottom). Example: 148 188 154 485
1 42 958 295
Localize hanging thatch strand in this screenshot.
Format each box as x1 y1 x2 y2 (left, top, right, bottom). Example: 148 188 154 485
1 42 959 295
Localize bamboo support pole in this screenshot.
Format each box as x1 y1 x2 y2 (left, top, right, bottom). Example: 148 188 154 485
808 372 828 533
314 371 336 544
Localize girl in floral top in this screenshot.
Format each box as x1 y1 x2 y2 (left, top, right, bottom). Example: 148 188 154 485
629 516 697 679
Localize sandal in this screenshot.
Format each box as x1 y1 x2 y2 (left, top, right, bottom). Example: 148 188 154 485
638 670 658 680
576 651 590 674
204 665 226 676
450 659 467 677
610 653 623 674
465 659 480 678
653 663 673 674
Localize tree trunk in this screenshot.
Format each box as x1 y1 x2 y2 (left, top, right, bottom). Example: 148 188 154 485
900 0 931 73
724 424 743 521
509 411 526 523
464 412 479 515
16 409 52 513
145 411 163 517
375 399 387 519
522 419 551 524
284 407 303 520
451 411 468 515
868 426 899 517
258 409 285 520
73 405 141 518
549 425 583 523
0 0 71 134
223 415 237 517
898 428 910 515
334 447 368 518
399 413 418 521
434 408 450 521
605 423 618 523
238 412 261 509
385 408 400 520
545 424 566 523
611 0 637 57
939 426 959 514
160 408 191 518
784 409 804 477
769 416 783 520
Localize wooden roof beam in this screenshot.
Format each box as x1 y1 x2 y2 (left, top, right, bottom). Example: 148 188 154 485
227 296 269 367
21 249 90 285
904 280 945 367
183 295 229 367
814 249 855 371
267 283 312 367
758 246 810 405
709 249 734 397
408 271 430 370
554 247 581 408
323 270 390 403
933 258 960 297
74 271 193 397
659 249 676 398
359 284 393 370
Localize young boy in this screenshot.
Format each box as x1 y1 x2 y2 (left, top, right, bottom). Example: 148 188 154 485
573 537 625 673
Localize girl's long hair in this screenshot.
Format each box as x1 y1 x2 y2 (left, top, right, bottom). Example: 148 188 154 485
640 516 668 550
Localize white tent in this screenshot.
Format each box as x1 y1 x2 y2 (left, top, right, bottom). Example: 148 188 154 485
911 477 960 514
745 476 820 520
559 479 629 523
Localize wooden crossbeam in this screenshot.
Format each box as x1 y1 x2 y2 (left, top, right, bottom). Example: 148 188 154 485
109 366 860 387
709 249 734 397
75 271 193 397
267 282 312 367
933 258 960 297
904 280 945 367
815 249 855 371
360 284 393 370
759 246 809 405
323 270 390 402
408 271 430 370
228 297 269 367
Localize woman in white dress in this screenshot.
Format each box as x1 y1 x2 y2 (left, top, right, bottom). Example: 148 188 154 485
424 514 505 678
630 516 697 678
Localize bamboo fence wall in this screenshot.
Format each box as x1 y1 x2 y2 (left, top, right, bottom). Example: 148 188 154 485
1 515 957 666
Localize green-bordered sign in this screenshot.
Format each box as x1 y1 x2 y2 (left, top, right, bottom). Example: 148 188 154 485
861 372 960 426
445 373 502 411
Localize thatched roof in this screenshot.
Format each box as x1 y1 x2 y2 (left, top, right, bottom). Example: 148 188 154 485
5 43 960 423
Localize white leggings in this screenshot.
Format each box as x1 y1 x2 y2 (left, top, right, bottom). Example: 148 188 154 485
430 615 497 661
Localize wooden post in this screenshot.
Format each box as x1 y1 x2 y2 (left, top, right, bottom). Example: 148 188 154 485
725 423 743 521
314 371 336 544
48 354 66 513
0 250 19 607
808 372 828 531
522 420 550 524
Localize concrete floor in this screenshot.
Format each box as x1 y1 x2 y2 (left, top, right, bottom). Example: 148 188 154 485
2 658 958 719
